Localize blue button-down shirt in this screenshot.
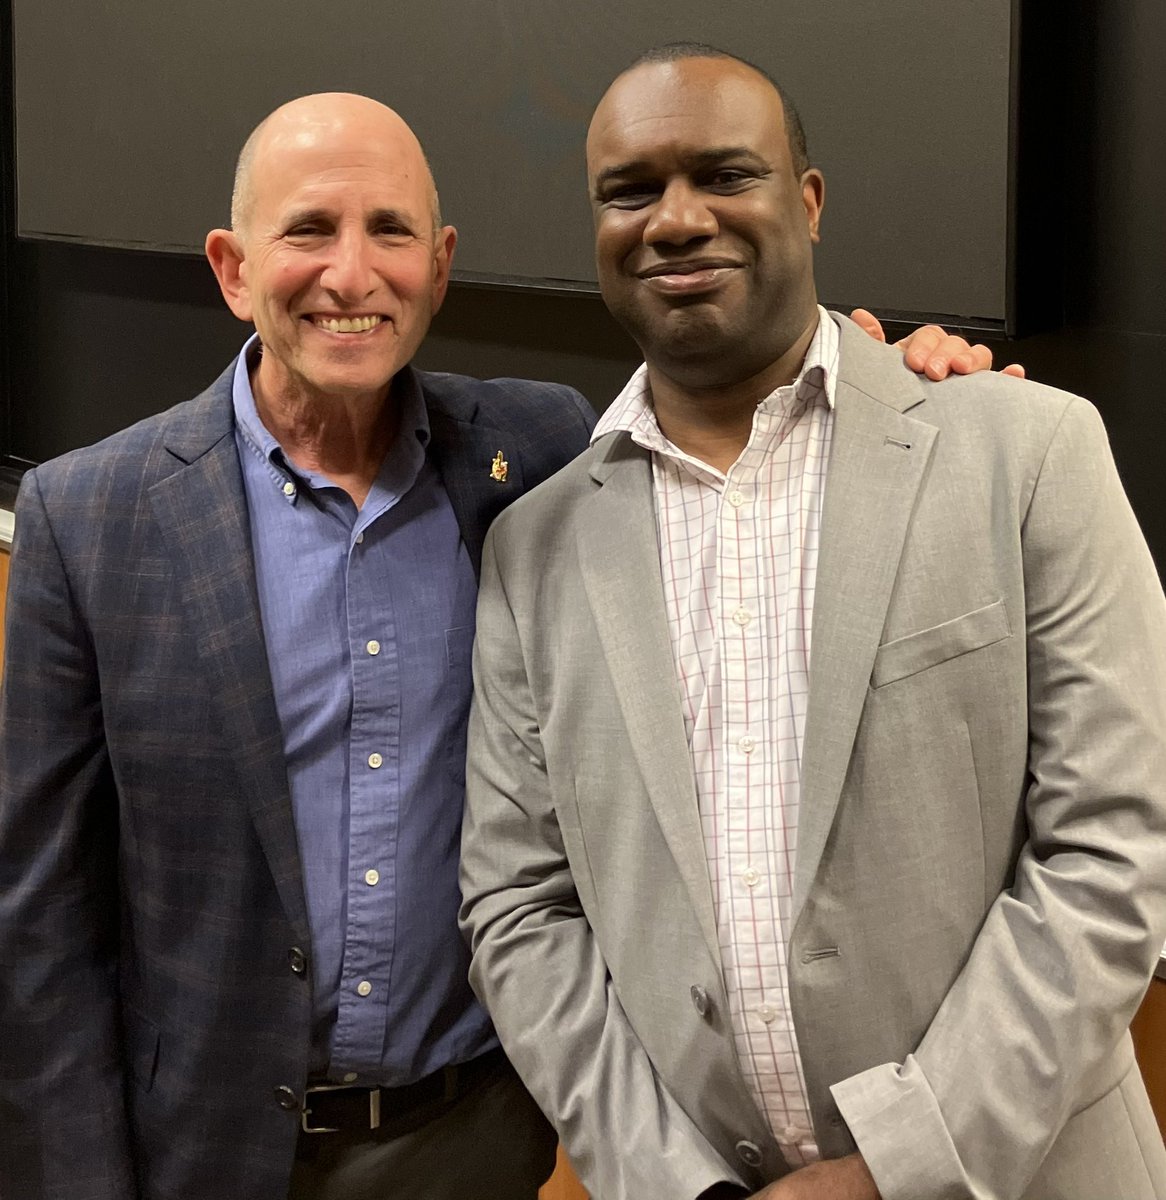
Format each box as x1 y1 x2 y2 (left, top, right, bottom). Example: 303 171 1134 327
232 337 496 1084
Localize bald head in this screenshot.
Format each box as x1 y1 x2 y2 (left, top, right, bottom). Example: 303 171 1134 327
229 93 440 236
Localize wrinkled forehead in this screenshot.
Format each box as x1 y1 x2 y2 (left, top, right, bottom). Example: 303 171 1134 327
587 59 789 175
252 118 433 218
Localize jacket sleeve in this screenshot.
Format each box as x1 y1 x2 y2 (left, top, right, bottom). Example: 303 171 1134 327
0 469 137 1199
831 398 1166 1200
460 527 748 1200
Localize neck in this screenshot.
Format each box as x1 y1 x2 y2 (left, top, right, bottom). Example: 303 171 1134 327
646 317 818 474
250 364 399 509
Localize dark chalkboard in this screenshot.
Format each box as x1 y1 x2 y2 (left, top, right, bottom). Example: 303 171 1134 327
14 1 1016 326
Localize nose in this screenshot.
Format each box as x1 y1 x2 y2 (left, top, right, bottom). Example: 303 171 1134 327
643 180 718 246
319 226 378 302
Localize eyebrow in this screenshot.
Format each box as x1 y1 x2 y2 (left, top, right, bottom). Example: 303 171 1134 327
280 206 418 232
592 146 769 192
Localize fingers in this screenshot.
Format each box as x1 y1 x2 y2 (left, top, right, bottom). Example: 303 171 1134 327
849 308 887 343
865 315 1028 381
897 327 982 379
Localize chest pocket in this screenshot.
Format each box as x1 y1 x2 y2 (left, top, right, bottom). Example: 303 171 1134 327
872 598 1011 688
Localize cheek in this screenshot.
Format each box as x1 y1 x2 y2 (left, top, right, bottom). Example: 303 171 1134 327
380 249 440 301
595 221 639 276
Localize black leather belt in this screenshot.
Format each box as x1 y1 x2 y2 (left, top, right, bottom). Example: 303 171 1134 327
300 1046 505 1134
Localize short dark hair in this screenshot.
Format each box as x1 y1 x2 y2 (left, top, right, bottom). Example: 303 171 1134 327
624 42 810 177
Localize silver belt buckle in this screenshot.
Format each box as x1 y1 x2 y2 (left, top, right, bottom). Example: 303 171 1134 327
301 1082 381 1134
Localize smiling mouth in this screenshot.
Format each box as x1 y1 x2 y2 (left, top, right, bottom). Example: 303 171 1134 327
310 314 386 334
637 259 740 279
636 261 740 296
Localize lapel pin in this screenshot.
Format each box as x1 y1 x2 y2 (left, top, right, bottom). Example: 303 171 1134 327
490 450 509 482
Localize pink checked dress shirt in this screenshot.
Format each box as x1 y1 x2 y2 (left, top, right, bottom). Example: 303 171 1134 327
591 309 839 1166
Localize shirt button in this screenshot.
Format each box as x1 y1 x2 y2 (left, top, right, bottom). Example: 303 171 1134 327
355 532 364 544
281 480 296 498
732 607 752 627
757 1004 777 1024
366 640 381 656
342 1072 359 1083
357 980 372 997
274 1085 300 1111
783 1125 813 1143
742 867 761 887
738 736 756 754
364 869 380 886
735 1140 763 1168
728 490 745 507
368 753 383 769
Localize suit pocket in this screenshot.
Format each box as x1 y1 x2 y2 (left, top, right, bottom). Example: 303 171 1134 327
124 1008 161 1091
872 598 1011 688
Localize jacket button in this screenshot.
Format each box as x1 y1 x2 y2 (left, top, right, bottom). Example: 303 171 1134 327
735 1140 763 1168
690 984 710 1017
289 947 307 975
274 1085 300 1111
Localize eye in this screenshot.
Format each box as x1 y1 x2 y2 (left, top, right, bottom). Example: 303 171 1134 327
600 183 661 210
372 218 414 238
704 168 756 191
283 222 328 240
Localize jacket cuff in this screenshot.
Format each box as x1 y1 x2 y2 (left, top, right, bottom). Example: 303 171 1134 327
830 1057 968 1200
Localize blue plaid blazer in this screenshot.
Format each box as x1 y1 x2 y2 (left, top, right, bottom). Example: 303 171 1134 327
0 363 594 1200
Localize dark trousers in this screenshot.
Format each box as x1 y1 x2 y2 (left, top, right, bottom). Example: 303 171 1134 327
288 1053 557 1200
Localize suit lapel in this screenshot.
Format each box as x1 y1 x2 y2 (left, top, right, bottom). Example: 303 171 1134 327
425 382 524 580
148 380 310 946
793 321 936 923
578 439 721 961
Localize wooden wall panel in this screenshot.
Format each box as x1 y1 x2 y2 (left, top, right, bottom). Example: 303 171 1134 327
1133 977 1166 1140
0 546 9 669
539 1147 588 1200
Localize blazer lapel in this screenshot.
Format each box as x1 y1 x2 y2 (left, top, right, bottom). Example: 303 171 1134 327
578 438 721 962
425 382 524 580
148 380 310 946
793 320 936 924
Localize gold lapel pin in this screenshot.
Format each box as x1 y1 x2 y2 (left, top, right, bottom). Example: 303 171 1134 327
490 450 509 482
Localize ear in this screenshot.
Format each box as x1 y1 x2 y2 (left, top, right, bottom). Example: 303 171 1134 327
205 228 253 322
801 169 825 245
430 224 458 313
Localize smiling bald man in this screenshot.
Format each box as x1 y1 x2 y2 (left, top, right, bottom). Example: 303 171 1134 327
0 93 595 1200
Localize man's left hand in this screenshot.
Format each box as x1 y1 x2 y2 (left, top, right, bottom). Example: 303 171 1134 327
750 1153 881 1200
851 307 1026 381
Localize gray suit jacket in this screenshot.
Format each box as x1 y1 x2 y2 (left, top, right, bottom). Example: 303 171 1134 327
461 315 1166 1200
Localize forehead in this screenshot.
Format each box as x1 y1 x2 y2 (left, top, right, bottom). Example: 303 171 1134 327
587 58 790 173
252 122 431 218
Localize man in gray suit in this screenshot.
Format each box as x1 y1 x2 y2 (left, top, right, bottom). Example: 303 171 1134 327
460 44 1166 1200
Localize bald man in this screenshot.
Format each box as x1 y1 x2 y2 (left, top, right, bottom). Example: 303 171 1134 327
0 93 594 1200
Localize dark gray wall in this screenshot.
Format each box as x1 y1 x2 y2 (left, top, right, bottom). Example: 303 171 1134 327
14 0 1014 322
4 0 1165 574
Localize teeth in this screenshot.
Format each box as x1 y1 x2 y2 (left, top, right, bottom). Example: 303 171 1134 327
316 315 383 333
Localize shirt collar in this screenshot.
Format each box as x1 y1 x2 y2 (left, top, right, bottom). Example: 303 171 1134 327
230 333 432 485
592 305 839 450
